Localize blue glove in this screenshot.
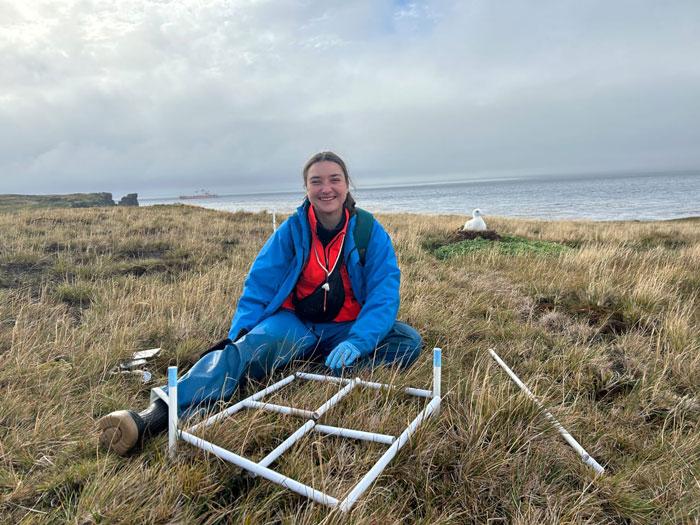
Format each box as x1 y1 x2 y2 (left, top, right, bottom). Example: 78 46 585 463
325 341 361 374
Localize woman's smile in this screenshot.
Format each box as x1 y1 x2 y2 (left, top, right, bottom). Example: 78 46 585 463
306 160 349 228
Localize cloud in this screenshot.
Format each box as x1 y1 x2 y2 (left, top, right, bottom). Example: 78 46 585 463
1 0 699 196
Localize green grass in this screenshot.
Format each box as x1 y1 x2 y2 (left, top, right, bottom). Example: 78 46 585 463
0 192 117 213
0 205 698 523
434 234 571 259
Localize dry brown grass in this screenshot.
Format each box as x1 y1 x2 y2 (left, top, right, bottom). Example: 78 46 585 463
1 205 698 523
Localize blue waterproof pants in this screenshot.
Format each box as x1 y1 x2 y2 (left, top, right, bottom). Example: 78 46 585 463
152 310 422 416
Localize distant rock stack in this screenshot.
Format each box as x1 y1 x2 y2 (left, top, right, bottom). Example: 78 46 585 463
117 193 139 207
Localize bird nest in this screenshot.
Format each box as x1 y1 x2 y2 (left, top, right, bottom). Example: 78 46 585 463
428 229 570 260
444 229 504 243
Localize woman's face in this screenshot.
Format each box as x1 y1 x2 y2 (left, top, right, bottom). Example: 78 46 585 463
305 160 349 221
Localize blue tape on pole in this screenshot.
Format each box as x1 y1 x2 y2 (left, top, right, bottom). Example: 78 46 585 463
433 348 442 367
168 366 177 387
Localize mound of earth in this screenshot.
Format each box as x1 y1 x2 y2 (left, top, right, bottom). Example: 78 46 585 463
445 230 504 243
431 229 570 260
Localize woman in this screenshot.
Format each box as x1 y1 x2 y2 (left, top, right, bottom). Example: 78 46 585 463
98 151 422 454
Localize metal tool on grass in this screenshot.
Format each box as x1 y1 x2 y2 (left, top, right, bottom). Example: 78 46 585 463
489 348 604 475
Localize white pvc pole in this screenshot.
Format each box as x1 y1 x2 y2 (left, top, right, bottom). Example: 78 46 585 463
168 366 178 458
253 420 317 475
357 379 433 398
244 400 317 420
295 372 351 385
338 395 441 513
433 348 442 416
180 430 339 507
313 378 358 418
273 211 277 232
489 349 605 475
190 374 296 431
295 372 433 397
314 424 395 445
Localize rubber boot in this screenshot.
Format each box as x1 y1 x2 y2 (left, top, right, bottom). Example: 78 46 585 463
97 399 169 454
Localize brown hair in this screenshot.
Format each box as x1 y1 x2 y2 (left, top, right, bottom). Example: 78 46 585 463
302 151 356 213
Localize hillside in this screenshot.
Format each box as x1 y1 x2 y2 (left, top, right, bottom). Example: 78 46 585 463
0 192 138 213
0 204 698 523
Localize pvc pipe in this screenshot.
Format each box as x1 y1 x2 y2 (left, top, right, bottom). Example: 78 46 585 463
295 372 351 385
357 379 433 398
273 211 277 232
489 349 605 475
433 348 442 416
190 374 296 432
297 371 432 398
338 395 441 513
244 400 317 420
252 420 317 476
314 425 395 445
314 378 358 418
400 387 433 398
168 366 178 458
433 348 442 399
180 430 338 508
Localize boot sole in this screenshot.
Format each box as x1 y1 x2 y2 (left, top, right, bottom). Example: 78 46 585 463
97 410 139 455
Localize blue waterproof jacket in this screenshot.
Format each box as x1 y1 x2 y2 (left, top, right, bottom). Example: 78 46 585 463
228 200 401 355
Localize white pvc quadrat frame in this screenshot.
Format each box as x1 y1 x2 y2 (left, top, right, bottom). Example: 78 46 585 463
167 348 443 512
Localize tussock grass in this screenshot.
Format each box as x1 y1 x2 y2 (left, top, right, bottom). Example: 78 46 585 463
1 206 699 523
434 234 570 259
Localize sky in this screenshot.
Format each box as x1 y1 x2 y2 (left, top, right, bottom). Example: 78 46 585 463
1 0 699 199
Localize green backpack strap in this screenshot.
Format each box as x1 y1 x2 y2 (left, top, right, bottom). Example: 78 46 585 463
353 207 374 266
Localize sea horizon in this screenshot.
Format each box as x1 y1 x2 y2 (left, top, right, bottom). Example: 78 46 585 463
141 170 700 222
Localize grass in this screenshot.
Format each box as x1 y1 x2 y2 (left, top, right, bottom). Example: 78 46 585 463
0 193 117 213
434 234 571 259
1 205 699 523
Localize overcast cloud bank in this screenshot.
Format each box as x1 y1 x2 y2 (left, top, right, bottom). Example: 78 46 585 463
1 0 699 198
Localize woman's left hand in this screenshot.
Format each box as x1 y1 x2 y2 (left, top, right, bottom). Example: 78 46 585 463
325 341 361 374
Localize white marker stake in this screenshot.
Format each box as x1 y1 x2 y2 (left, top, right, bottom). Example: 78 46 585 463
433 348 442 415
489 349 605 475
273 211 277 232
168 366 178 459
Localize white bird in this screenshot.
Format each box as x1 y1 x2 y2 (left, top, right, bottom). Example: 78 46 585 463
464 209 487 231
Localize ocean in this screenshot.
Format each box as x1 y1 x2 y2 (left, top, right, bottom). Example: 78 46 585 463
141 171 700 222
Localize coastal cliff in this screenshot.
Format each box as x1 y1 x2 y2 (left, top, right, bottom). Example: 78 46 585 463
0 192 139 212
